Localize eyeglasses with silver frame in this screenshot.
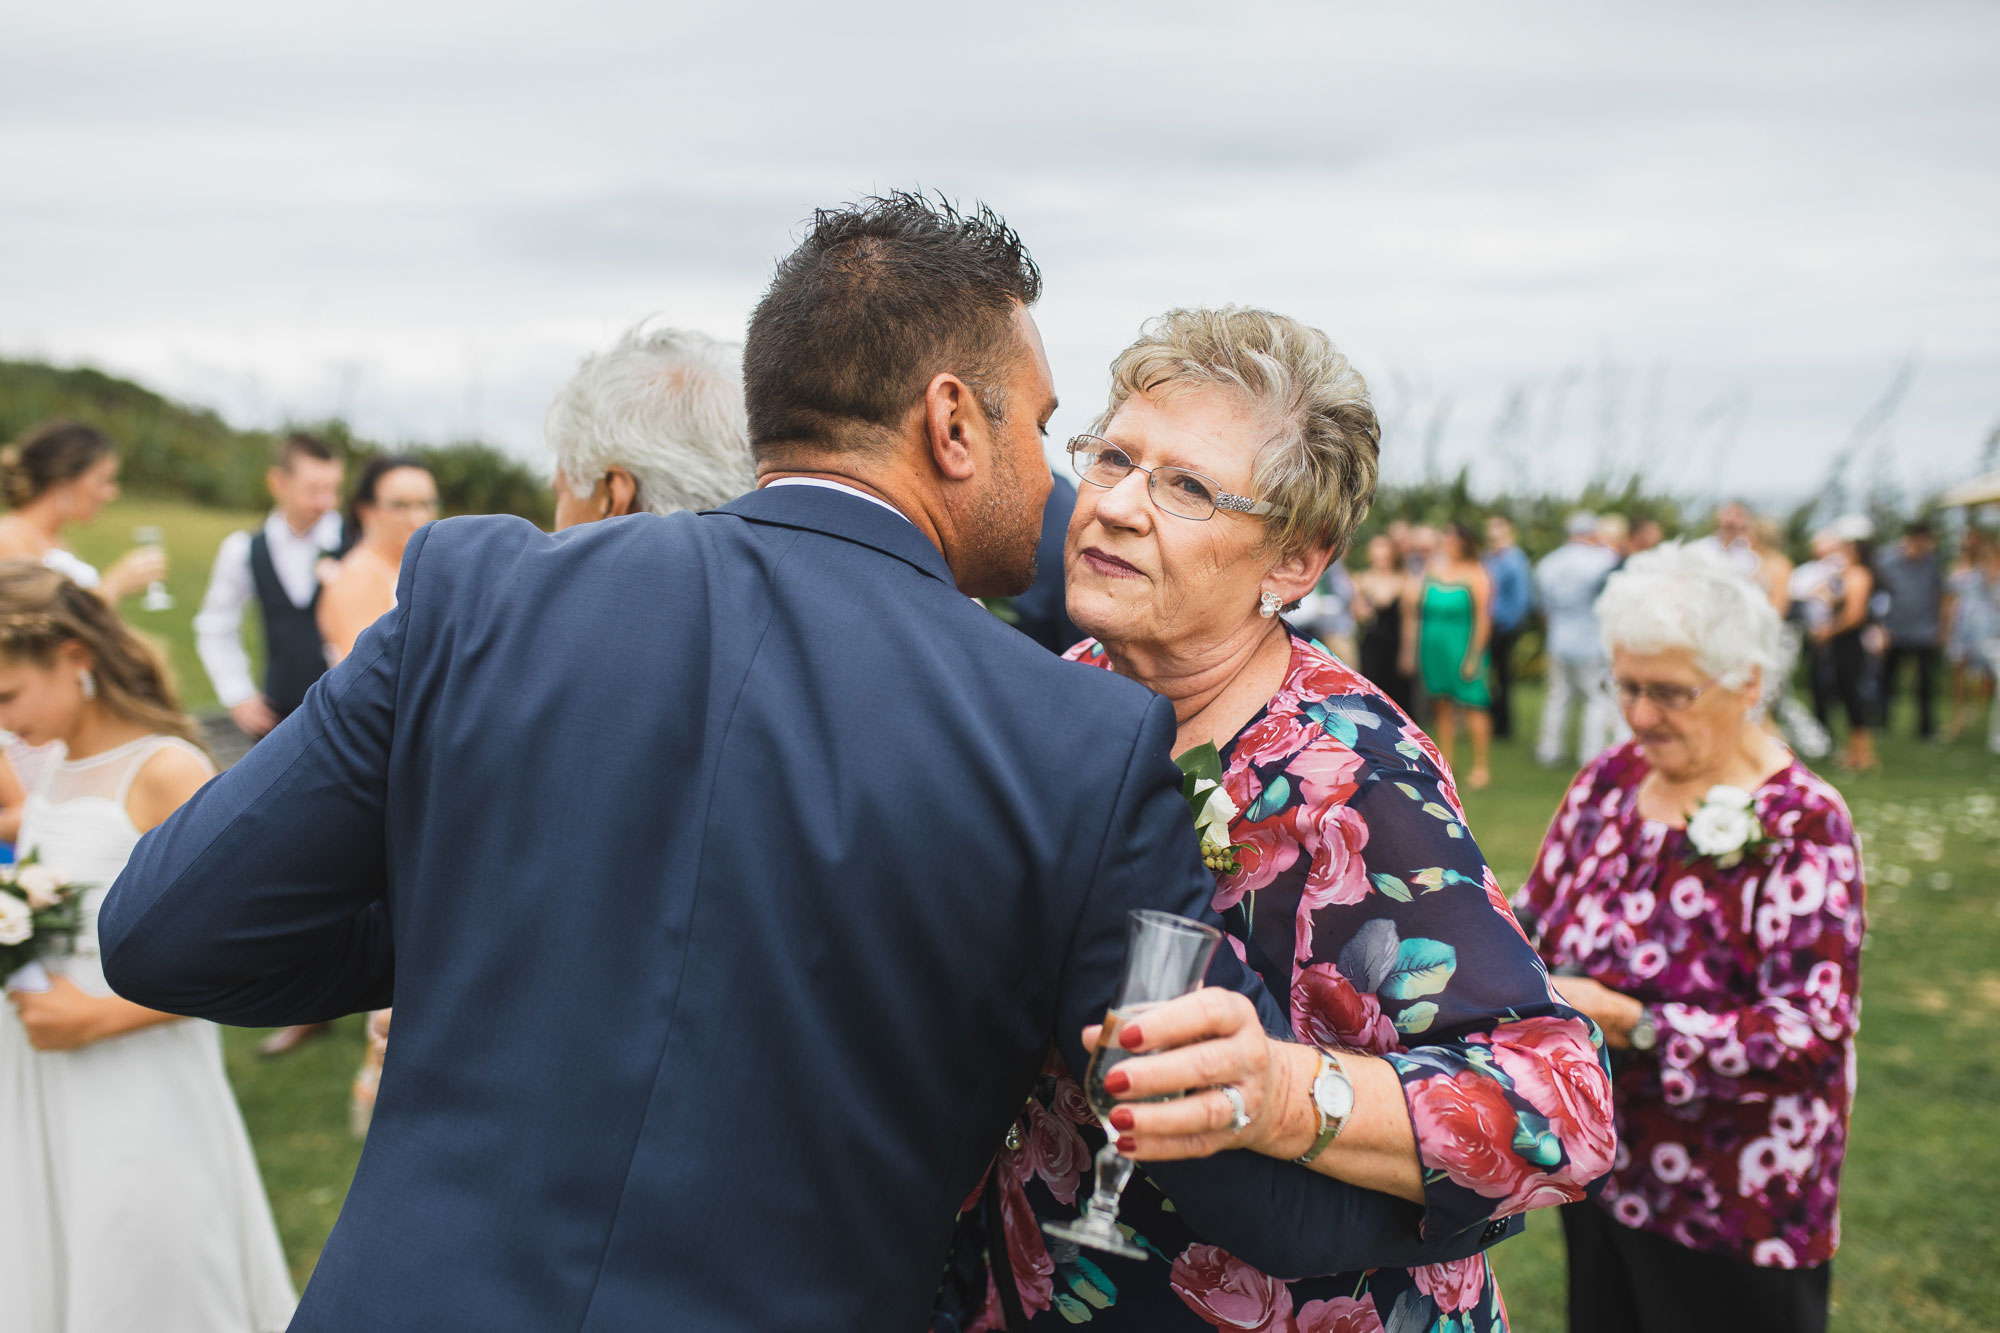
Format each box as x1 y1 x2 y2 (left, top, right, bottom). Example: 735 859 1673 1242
1602 674 1716 713
1068 435 1285 522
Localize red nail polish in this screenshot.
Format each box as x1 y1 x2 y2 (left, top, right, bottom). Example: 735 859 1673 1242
1116 1136 1137 1154
1103 1068 1131 1095
1119 1024 1144 1050
1109 1107 1135 1131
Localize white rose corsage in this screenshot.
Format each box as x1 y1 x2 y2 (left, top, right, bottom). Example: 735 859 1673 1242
1176 742 1246 875
1684 784 1769 869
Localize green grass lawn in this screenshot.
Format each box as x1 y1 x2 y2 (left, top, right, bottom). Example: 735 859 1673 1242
56 500 2000 1327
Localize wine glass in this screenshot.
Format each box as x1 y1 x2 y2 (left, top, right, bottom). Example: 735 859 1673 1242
1042 908 1221 1260
133 526 174 611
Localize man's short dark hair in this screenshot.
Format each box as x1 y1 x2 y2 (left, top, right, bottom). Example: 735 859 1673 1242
274 431 339 471
743 191 1042 459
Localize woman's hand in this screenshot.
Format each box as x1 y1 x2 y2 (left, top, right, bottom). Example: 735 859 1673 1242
1551 975 1643 1049
1397 649 1416 676
1080 988 1308 1162
101 546 168 601
1461 657 1481 683
8 974 112 1051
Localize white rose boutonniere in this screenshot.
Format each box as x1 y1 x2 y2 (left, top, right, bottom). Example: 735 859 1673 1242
1176 742 1246 875
1685 784 1768 869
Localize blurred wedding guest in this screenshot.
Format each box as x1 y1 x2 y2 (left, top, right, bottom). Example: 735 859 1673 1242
1535 511 1623 768
1403 521 1494 787
1694 500 1759 577
195 432 347 744
318 455 437 1122
1810 520 1881 773
1597 512 1632 563
318 457 439 662
1403 521 1437 577
1629 517 1666 557
545 323 754 529
944 307 1610 1331
1749 516 1794 615
1484 514 1532 739
1873 519 1943 741
1790 530 1842 724
1515 544 1862 1333
0 420 167 601
1352 533 1414 712
1290 559 1358 662
1943 529 1997 742
0 564 294 1331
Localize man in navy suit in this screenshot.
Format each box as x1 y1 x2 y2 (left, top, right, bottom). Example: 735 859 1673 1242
101 193 1500 1331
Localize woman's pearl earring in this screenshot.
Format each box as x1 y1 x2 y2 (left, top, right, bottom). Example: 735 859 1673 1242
1259 591 1282 619
78 668 97 701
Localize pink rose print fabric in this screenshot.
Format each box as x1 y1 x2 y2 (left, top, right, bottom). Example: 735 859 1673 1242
1514 741 1863 1268
933 633 1614 1333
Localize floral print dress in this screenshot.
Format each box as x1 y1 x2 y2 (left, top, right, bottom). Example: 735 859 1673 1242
1512 742 1864 1269
934 632 1614 1333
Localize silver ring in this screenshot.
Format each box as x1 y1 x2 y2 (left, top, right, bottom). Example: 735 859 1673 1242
1220 1084 1251 1136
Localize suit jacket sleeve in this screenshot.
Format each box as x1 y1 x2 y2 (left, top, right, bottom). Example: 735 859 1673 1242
1051 693 1514 1279
96 526 430 1024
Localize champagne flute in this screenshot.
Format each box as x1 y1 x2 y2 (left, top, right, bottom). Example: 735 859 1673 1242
1042 908 1221 1260
133 525 174 611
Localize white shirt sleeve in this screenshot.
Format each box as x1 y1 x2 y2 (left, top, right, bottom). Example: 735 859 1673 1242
194 530 260 709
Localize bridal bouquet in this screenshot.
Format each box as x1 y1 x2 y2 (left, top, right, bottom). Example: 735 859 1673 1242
1176 742 1245 876
0 854 85 984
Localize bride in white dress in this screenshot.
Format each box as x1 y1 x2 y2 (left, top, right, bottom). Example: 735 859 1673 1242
0 564 294 1333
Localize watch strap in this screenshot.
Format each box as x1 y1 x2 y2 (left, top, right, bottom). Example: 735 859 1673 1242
1295 1048 1352 1166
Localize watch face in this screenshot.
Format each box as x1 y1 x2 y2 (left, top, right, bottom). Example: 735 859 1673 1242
1314 1066 1355 1120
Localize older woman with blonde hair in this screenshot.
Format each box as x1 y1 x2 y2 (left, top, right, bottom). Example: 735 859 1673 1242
1514 544 1863 1333
937 309 1612 1333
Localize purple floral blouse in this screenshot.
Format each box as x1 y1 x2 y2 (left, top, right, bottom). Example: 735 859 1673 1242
1514 741 1865 1269
934 632 1614 1333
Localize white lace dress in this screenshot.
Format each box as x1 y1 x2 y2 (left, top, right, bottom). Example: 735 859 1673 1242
0 736 296 1332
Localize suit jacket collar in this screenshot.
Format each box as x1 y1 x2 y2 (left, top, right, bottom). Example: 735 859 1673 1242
715 485 958 588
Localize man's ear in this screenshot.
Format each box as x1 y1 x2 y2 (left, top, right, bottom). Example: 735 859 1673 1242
1263 543 1334 607
922 373 985 482
605 467 641 518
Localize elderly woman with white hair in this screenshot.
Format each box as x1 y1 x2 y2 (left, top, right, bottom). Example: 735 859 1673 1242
1514 543 1864 1333
937 309 1612 1333
544 322 754 528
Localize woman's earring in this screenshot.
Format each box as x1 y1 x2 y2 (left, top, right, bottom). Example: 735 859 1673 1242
78 668 97 700
1259 591 1282 619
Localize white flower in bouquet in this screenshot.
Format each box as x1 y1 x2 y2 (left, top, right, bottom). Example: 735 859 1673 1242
1686 785 1765 868
1191 779 1240 855
0 891 31 947
14 863 63 911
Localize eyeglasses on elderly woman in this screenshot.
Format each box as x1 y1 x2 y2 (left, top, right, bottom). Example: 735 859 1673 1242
1067 435 1286 522
1603 674 1716 713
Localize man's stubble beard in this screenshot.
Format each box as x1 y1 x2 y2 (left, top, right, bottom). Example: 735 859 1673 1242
962 440 1043 598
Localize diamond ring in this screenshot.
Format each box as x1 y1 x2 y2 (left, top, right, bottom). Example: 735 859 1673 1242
1220 1084 1251 1135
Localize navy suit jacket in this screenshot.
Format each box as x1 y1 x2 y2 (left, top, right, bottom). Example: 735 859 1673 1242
102 487 1501 1331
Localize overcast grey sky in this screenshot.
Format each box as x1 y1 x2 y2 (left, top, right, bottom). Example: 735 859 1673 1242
5 1 1996 506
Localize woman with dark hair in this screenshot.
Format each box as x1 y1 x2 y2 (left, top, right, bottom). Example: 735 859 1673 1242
1402 521 1494 788
316 456 438 664
0 563 294 1331
313 456 436 1132
1810 527 1880 773
0 420 167 602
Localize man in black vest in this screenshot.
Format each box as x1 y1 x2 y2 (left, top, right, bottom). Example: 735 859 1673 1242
193 431 346 1056
195 432 347 738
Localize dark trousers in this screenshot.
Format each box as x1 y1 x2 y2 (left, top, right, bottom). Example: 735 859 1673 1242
1880 643 1939 738
1489 625 1522 739
1559 1202 1830 1333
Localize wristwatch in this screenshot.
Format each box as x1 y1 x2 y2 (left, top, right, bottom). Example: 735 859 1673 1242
1629 1005 1659 1054
1296 1047 1355 1166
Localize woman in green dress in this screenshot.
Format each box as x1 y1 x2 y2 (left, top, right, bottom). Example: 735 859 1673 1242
1401 521 1494 787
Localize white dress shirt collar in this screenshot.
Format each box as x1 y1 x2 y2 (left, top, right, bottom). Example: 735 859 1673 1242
760 477 914 528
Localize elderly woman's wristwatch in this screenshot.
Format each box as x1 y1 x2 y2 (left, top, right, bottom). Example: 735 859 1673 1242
1296 1047 1356 1165
1629 1005 1659 1053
